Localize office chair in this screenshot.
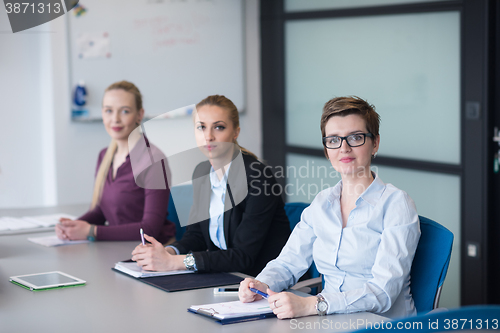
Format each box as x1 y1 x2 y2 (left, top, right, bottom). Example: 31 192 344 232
410 215 454 314
167 192 186 241
284 202 309 230
167 184 194 241
284 202 321 293
354 305 500 333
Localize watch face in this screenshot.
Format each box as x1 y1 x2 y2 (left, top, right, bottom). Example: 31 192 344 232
184 254 195 269
318 301 328 312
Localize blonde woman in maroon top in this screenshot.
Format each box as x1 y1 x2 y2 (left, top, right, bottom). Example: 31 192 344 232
56 81 175 242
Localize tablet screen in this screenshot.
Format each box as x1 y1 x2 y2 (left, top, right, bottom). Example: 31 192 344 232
19 272 78 287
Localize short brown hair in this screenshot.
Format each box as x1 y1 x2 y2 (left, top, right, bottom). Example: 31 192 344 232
320 96 380 158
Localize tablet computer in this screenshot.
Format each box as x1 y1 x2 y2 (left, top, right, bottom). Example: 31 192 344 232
10 271 86 291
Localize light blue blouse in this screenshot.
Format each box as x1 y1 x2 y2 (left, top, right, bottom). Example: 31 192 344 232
208 163 231 250
256 173 421 318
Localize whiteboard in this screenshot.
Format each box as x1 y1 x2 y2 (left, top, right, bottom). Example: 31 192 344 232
68 0 245 118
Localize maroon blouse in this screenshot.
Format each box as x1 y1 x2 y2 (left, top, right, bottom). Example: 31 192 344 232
78 147 175 242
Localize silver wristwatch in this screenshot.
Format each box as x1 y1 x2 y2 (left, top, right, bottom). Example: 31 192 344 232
315 294 328 316
183 253 196 271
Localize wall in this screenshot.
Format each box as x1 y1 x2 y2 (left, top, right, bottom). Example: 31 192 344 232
0 0 261 208
0 10 44 207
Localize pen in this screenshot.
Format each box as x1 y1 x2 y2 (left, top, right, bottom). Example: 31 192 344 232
140 228 145 245
249 287 269 299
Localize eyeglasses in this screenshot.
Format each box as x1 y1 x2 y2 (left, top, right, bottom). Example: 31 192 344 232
322 133 373 149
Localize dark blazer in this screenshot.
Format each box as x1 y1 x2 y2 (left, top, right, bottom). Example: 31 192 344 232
171 152 291 277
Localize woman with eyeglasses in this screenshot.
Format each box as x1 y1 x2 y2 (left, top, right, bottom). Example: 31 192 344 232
239 96 421 319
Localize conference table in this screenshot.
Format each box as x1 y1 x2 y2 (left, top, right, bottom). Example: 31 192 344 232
0 205 386 333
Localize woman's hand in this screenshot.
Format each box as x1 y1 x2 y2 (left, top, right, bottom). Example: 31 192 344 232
131 234 184 271
55 219 69 240
267 290 318 319
56 218 91 240
238 278 270 303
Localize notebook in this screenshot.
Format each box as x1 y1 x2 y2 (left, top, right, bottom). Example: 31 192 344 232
113 261 194 278
28 235 90 247
0 213 76 234
188 299 275 325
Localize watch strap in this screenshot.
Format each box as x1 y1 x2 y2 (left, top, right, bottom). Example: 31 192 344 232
87 225 96 242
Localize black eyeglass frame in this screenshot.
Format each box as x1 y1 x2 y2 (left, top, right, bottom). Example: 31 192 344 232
322 133 374 149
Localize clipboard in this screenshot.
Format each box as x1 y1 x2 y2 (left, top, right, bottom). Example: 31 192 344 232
188 299 275 325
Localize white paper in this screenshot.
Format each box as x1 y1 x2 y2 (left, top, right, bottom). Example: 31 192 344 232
22 213 77 227
0 217 39 230
114 261 194 278
76 32 111 59
28 235 90 247
0 213 76 231
190 299 272 319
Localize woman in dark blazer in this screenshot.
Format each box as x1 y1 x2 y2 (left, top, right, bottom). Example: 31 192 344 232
132 95 290 277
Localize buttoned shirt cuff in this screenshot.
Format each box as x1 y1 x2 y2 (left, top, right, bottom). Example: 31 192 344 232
321 292 346 315
165 245 180 255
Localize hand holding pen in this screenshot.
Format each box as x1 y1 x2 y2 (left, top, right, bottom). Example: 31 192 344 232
240 277 318 319
132 230 185 272
238 277 270 303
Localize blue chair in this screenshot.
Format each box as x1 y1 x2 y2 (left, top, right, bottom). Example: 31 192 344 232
284 202 310 231
284 202 321 293
167 192 186 241
354 305 500 332
166 184 195 241
410 215 454 314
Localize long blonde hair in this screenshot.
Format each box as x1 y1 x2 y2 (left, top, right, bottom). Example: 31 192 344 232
195 95 258 160
90 81 143 209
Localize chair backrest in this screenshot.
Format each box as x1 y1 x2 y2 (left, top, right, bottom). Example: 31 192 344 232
284 202 310 231
410 215 454 314
167 184 194 241
284 202 320 279
167 193 186 241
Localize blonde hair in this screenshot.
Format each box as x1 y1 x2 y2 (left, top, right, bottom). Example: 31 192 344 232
195 95 258 160
90 81 143 209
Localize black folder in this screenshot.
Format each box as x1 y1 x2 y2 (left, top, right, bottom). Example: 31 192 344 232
113 268 243 292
